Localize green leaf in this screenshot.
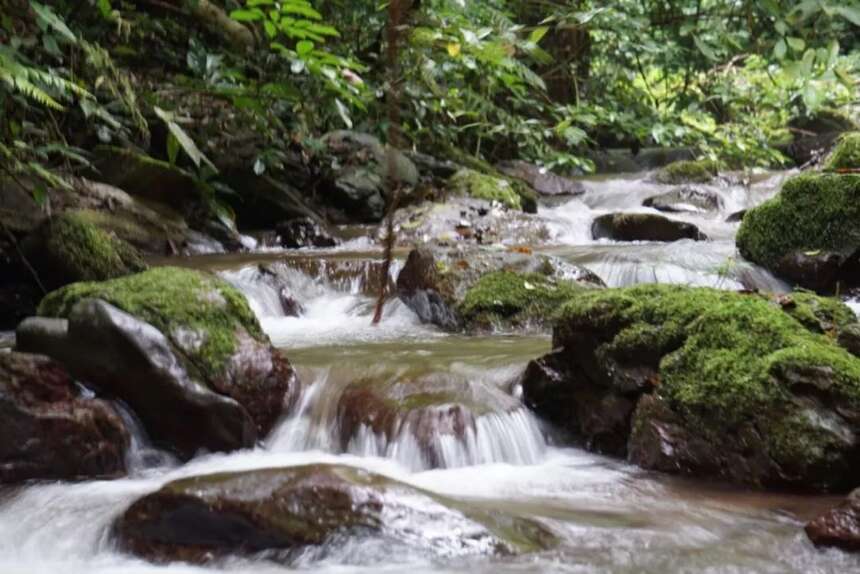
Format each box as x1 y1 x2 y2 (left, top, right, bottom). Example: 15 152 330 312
693 35 718 61
528 26 549 45
167 132 180 166
773 38 787 60
153 106 216 172
786 37 805 52
229 8 264 22
30 2 77 43
296 40 314 56
335 98 352 128
834 5 860 26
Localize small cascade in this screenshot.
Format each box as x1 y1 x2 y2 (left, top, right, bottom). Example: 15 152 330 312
111 401 178 474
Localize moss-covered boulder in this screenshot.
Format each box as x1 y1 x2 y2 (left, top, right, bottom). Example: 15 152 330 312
396 246 604 332
115 464 555 563
824 132 860 171
23 211 147 290
19 267 298 459
448 169 537 213
736 173 860 293
591 212 707 242
653 159 721 184
521 284 860 491
0 351 129 483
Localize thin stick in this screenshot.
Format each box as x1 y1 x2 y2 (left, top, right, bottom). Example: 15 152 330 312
372 0 407 326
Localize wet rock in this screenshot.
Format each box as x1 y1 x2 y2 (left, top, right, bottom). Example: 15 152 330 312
22 211 147 290
276 217 339 249
396 246 604 332
320 131 418 223
839 324 860 357
391 197 549 247
20 267 299 459
787 111 858 167
806 488 860 552
279 288 304 317
737 173 860 293
521 284 860 490
115 464 553 563
652 159 720 184
94 146 200 207
406 150 462 179
448 169 537 213
0 351 129 483
497 160 585 197
642 187 722 213
591 213 707 242
726 209 747 223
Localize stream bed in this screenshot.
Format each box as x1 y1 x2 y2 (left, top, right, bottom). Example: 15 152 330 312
2 171 859 573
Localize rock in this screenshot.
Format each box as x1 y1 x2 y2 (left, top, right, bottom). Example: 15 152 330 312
21 267 299 459
396 246 603 332
787 111 858 166
0 351 129 483
275 217 338 249
93 147 201 207
652 159 721 184
806 488 860 552
824 132 860 171
319 131 419 223
391 197 549 247
839 323 860 357
405 150 462 179
642 187 722 213
22 211 147 290
726 209 747 223
497 160 585 197
115 464 553 563
336 374 519 468
737 173 860 293
279 288 304 317
521 284 860 490
448 169 536 213
591 213 707 242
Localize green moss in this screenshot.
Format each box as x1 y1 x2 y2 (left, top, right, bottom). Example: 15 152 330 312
824 132 860 171
654 159 721 184
779 290 856 333
460 270 583 328
448 169 522 210
48 211 147 281
557 284 860 469
736 173 860 266
38 267 264 377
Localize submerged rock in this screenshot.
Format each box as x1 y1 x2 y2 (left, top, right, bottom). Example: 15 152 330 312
276 217 338 249
23 211 147 290
737 173 860 293
652 159 720 184
448 169 537 213
497 160 585 197
521 284 860 490
20 267 298 459
396 246 603 332
806 488 860 552
642 187 722 213
591 213 707 242
115 464 554 563
0 351 128 483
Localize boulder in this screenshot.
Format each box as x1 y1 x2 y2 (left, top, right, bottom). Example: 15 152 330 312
448 169 537 213
787 111 858 166
275 217 338 249
319 131 419 223
806 488 860 552
396 246 604 332
0 351 128 483
824 132 860 171
840 323 860 358
115 464 554 563
521 285 860 490
726 209 747 223
591 213 707 242
93 146 200 207
19 267 299 459
497 160 585 197
736 173 860 293
23 211 147 290
405 150 461 179
642 187 722 213
652 159 720 184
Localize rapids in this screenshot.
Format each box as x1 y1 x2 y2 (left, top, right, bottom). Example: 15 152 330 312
1 171 858 573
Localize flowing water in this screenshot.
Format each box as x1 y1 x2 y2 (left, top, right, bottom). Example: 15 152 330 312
2 171 859 573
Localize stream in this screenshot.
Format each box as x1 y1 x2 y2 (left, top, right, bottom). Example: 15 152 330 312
2 171 859 573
